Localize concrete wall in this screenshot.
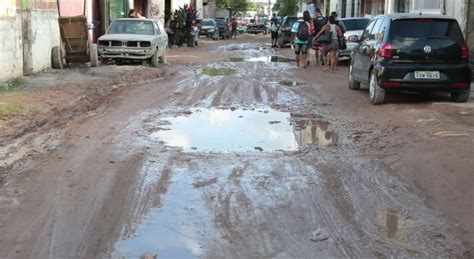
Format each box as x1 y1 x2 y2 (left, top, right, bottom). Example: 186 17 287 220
0 8 24 81
22 10 60 75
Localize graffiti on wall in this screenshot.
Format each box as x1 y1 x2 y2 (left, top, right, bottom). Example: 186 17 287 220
149 4 161 19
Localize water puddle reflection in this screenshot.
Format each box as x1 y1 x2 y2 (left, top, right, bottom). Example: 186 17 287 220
115 171 207 258
292 118 339 147
150 108 340 152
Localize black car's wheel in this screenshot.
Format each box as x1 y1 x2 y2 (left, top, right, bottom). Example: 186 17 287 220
348 62 360 90
369 71 385 105
451 87 470 102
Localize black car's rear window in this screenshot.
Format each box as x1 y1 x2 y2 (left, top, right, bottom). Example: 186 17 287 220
390 19 463 42
341 19 370 31
203 20 215 26
283 17 297 27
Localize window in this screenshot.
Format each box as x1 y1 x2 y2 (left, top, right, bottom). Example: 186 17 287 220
413 0 441 11
154 22 161 35
108 20 155 35
389 19 463 43
368 19 383 40
341 19 370 31
361 19 376 41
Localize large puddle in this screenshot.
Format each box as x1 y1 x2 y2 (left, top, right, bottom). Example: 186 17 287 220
151 108 340 152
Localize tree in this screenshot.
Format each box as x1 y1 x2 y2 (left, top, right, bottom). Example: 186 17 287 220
216 0 251 13
278 0 298 17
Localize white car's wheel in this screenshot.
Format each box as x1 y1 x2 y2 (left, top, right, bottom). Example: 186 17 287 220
159 51 167 64
369 71 385 105
151 49 159 67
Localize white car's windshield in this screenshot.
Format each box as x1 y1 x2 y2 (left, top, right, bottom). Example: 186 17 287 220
108 20 155 35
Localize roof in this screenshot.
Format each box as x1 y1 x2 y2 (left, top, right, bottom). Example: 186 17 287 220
378 13 456 21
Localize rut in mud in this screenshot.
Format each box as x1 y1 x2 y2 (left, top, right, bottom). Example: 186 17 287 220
0 38 471 259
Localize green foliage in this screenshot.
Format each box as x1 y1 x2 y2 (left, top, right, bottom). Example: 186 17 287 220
0 100 39 117
227 57 244 62
202 67 237 76
170 5 197 46
0 77 25 93
216 0 251 13
278 0 298 17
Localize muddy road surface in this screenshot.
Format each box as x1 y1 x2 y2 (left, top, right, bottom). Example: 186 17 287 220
0 35 473 258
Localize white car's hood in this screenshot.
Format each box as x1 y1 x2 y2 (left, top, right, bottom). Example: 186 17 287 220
98 34 156 41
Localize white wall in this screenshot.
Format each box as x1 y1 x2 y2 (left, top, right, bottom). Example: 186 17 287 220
0 8 23 81
26 10 61 74
445 0 468 35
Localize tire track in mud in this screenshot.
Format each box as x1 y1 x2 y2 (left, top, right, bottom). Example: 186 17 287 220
107 41 468 258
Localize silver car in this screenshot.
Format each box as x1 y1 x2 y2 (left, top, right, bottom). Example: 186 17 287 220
339 18 370 58
98 18 168 66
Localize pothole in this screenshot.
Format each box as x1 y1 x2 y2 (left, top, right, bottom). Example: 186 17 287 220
247 56 295 63
149 108 341 152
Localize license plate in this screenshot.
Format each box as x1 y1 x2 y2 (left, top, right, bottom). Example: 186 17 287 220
414 71 440 79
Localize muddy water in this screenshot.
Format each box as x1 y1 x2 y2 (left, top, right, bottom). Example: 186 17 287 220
115 170 208 258
150 108 338 152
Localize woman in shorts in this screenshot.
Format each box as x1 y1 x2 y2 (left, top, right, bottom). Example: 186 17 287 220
314 15 342 72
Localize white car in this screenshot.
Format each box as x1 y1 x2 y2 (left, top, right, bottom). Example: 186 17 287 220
339 18 370 58
98 18 168 66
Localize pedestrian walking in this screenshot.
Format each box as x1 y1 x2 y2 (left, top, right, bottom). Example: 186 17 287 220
291 13 310 68
303 10 315 66
231 18 238 39
270 13 279 48
314 15 342 72
312 8 327 66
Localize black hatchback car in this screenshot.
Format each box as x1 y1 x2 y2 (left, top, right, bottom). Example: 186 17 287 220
348 13 471 104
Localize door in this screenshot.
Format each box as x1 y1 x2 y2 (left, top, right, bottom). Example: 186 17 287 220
154 21 168 56
108 0 127 23
352 18 376 83
357 18 383 82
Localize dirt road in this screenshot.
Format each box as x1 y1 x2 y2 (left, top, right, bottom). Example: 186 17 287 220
0 35 473 258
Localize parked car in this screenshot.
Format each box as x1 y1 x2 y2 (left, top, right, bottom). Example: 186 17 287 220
215 18 230 39
246 22 267 34
277 15 297 47
338 17 370 58
98 18 168 67
199 19 220 40
348 13 471 104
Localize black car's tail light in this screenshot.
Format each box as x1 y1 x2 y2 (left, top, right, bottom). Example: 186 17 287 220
379 42 393 58
452 82 468 87
461 42 469 58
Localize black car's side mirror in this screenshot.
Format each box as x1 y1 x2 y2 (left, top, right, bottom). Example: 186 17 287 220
348 35 359 42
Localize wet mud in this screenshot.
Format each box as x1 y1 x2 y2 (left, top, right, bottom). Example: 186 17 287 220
0 36 471 259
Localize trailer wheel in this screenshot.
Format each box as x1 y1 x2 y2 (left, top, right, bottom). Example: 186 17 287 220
89 44 99 67
52 46 63 69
